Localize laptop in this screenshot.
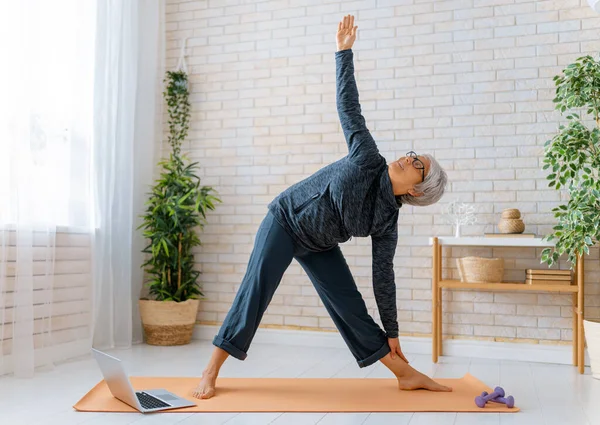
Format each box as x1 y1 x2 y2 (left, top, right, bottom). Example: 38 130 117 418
91 348 196 413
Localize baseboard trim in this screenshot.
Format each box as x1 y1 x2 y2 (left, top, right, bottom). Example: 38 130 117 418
194 325 590 367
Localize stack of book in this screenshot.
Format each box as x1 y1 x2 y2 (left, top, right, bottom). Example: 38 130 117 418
484 233 536 238
525 269 572 285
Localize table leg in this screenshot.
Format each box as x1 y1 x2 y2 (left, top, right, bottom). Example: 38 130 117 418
572 292 578 367
432 237 439 363
437 244 443 356
577 253 584 374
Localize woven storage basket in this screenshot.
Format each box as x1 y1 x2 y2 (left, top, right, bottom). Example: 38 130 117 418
139 299 199 346
457 257 504 283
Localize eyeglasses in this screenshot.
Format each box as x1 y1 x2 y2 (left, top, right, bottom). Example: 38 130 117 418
406 151 425 182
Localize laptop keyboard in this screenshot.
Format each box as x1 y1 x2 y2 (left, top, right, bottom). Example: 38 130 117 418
136 392 171 409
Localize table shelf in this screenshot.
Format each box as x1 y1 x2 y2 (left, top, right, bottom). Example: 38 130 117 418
428 236 555 247
439 280 577 293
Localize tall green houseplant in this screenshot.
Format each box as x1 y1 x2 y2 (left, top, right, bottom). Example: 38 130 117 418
542 55 600 379
542 55 600 269
139 70 221 302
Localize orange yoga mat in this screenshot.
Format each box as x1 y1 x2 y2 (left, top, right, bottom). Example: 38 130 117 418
73 374 519 413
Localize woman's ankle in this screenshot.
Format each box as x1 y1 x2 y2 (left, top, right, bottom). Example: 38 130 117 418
202 366 219 377
202 346 230 378
380 353 417 379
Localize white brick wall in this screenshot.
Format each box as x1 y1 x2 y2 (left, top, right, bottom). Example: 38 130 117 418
166 0 600 345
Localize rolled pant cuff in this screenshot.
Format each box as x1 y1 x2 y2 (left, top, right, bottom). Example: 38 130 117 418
213 335 247 360
357 340 391 368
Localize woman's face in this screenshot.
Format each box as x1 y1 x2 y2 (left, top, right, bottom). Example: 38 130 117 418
388 151 430 196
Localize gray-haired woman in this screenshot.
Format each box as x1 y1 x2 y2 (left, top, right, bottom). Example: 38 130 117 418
193 14 450 399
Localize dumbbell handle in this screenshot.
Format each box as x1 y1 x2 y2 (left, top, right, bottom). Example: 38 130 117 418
480 387 505 401
489 395 515 408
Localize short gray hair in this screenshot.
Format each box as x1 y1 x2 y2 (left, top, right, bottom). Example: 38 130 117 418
398 154 447 207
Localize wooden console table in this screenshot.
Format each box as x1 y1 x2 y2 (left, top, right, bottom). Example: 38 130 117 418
430 236 585 374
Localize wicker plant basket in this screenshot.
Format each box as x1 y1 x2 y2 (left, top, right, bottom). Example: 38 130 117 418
139 299 200 346
457 257 504 283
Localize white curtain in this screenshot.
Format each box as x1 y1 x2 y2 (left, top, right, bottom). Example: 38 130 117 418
0 1 96 377
0 0 164 377
92 0 164 350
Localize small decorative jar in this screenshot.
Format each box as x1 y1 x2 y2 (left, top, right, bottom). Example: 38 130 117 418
498 208 525 234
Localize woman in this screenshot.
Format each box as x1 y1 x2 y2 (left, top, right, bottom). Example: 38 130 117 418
193 15 450 399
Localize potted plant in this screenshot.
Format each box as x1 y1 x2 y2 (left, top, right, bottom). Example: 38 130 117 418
138 69 221 346
541 54 600 377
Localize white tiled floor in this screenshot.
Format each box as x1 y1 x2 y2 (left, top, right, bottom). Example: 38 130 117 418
2 340 599 424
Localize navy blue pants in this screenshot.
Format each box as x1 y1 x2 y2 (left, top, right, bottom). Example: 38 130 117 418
213 211 391 368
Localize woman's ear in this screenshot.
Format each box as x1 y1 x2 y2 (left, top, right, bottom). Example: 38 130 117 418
408 188 423 197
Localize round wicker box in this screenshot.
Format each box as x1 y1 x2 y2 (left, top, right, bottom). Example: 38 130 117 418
457 257 504 283
498 218 525 234
501 208 521 219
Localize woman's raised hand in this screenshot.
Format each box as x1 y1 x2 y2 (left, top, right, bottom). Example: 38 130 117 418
336 14 357 52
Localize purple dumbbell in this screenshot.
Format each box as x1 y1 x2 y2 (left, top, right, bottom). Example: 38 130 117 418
481 391 515 408
475 386 505 408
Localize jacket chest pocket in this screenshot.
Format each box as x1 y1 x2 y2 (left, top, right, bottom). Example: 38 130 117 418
294 193 320 214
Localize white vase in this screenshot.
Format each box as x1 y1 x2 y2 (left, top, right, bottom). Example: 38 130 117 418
584 319 600 379
455 225 461 238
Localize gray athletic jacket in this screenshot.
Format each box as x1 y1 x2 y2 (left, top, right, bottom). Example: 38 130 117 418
267 48 400 338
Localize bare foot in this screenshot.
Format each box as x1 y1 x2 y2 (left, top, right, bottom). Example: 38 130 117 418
380 351 452 392
192 370 217 399
397 370 452 392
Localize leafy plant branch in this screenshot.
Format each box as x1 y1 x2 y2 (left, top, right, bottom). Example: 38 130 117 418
542 55 600 269
138 70 221 301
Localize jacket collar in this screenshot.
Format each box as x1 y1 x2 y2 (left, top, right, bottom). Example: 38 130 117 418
382 166 402 209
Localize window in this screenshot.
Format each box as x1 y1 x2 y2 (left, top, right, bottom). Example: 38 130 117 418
0 1 96 228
